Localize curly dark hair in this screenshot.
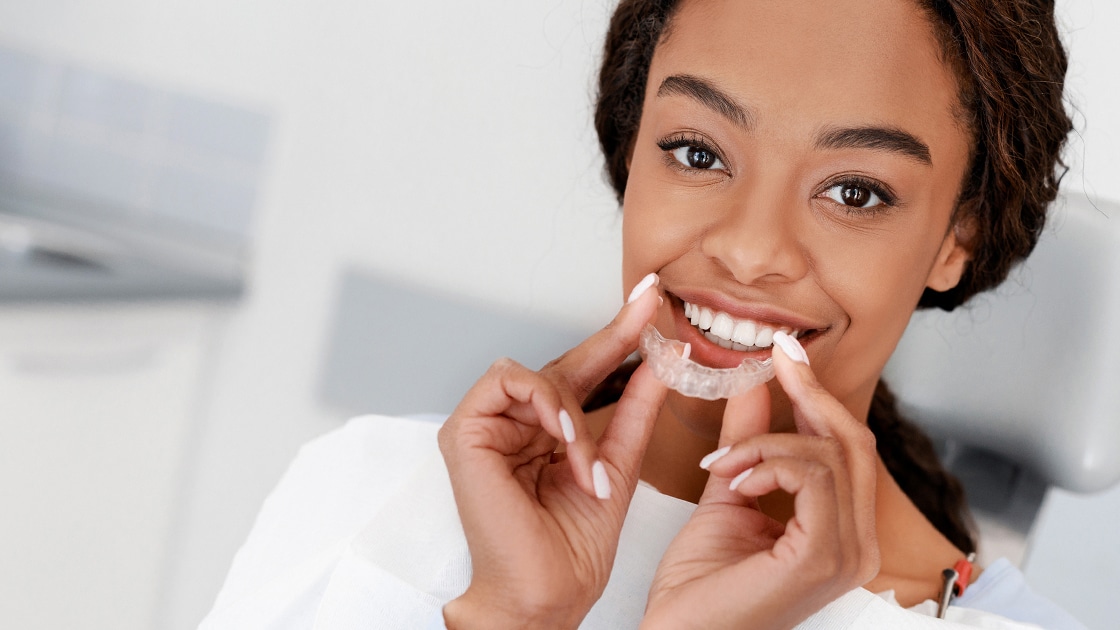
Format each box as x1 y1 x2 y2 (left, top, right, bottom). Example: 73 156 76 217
590 0 1073 555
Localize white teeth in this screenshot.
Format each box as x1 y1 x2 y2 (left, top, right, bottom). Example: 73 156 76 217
731 320 757 347
704 331 733 349
754 327 774 348
683 300 809 351
710 313 734 339
698 307 714 331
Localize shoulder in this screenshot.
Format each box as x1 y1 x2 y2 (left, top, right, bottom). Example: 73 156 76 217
208 414 446 614
955 558 1087 630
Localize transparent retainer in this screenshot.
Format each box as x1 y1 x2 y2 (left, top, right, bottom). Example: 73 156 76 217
638 324 774 400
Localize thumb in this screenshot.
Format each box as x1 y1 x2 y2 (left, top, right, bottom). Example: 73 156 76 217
596 363 669 499
718 380 772 447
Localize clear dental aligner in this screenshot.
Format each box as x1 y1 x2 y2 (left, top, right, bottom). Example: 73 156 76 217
638 324 775 400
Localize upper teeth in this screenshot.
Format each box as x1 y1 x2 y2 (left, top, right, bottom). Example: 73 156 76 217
684 301 802 351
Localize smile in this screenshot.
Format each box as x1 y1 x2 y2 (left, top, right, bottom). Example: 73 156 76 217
683 300 809 352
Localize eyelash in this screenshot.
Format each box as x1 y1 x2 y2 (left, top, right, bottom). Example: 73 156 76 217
656 133 728 174
820 175 898 212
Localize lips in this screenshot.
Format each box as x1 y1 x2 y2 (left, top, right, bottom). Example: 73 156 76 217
667 292 825 368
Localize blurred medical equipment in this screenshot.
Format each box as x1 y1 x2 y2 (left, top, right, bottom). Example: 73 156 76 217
0 45 268 302
318 269 590 416
884 192 1120 562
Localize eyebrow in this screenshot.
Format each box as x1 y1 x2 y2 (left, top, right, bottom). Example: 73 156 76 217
656 74 755 129
657 74 933 166
815 126 932 165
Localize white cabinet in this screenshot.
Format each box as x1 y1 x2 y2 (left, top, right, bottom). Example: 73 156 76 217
0 303 224 630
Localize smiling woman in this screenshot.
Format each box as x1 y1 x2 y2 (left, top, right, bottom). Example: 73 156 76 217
201 0 1080 628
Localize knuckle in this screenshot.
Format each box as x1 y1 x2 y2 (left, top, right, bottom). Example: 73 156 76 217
490 356 521 373
597 320 630 355
454 420 493 451
437 418 475 460
805 461 834 487
540 354 583 395
540 350 572 375
436 422 452 454
822 436 845 460
861 547 883 583
852 426 878 455
601 318 621 338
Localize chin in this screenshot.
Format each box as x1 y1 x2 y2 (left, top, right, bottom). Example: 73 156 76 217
664 392 727 442
662 378 797 440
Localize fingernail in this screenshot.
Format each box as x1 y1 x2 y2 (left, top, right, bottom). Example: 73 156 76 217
773 331 809 365
729 467 754 491
681 342 691 361
626 272 659 305
592 460 611 500
699 445 730 470
558 409 576 444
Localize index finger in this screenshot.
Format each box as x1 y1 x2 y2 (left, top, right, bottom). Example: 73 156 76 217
772 331 879 540
542 272 661 403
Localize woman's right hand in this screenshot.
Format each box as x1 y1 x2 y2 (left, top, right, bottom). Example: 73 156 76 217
437 274 668 630
641 334 881 629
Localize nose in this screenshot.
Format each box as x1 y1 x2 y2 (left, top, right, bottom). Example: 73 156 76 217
699 188 810 286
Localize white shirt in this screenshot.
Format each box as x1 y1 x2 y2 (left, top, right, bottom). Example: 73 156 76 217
201 415 1078 629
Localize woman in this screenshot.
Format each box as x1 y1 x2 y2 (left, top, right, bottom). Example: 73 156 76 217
204 0 1079 628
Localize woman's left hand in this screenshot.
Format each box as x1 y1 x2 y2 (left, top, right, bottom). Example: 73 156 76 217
438 280 668 629
642 334 881 630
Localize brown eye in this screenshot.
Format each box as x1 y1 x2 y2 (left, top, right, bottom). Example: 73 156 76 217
687 147 716 169
824 182 885 209
669 145 725 171
841 185 870 207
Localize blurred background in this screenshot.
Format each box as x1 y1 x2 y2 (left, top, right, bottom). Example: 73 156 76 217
0 1 1116 628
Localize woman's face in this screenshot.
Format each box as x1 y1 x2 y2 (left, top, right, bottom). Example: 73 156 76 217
622 0 973 437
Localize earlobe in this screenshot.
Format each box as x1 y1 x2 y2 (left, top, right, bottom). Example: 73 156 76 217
926 221 975 292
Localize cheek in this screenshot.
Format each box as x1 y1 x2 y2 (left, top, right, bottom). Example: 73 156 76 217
621 168 707 288
809 224 944 396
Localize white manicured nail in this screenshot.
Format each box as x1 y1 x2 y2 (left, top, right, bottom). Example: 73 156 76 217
592 460 611 500
699 445 730 470
729 467 754 491
558 409 575 444
626 272 659 304
773 331 809 365
681 342 692 361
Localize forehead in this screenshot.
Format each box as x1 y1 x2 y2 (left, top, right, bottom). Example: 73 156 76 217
652 0 966 159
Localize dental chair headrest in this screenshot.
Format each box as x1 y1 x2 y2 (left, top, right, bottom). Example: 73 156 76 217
884 193 1120 493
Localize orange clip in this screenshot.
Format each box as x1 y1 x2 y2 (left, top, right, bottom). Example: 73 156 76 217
952 558 973 597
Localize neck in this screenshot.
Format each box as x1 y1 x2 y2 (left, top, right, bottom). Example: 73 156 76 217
864 458 968 606
638 404 718 501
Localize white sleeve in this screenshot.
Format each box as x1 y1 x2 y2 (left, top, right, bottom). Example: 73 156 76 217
200 415 442 628
423 609 449 630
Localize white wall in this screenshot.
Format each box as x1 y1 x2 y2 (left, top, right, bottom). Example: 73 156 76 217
1057 1 1120 205
0 1 1116 629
